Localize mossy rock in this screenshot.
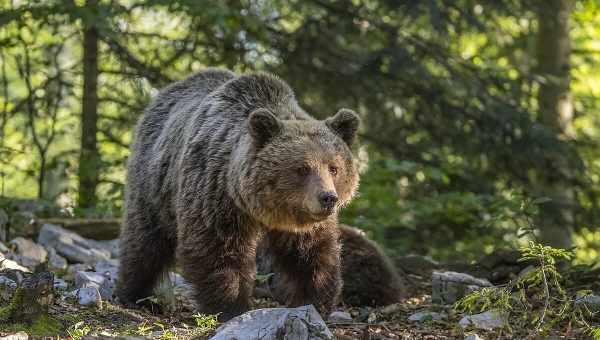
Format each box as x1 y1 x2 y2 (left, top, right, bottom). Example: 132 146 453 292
0 271 54 323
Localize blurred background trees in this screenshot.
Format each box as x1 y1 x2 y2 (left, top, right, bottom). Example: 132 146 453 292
1 0 599 263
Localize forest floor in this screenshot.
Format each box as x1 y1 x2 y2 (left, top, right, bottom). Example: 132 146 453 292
2 273 592 340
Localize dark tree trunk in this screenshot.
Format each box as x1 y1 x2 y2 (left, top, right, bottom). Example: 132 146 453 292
77 0 100 208
535 0 574 248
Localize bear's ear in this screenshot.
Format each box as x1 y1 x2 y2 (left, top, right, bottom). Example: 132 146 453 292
248 108 283 146
325 108 360 145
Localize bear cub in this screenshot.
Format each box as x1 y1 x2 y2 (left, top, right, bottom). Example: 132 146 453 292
116 69 360 320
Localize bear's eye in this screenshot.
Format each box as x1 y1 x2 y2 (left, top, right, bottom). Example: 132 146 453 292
297 165 311 177
329 165 338 176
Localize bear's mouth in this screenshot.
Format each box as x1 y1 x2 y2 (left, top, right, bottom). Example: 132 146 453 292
295 208 335 224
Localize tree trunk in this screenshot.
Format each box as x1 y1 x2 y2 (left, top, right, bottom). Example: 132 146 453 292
535 0 574 248
77 0 100 208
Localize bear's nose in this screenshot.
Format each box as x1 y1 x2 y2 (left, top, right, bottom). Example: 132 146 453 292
319 192 338 210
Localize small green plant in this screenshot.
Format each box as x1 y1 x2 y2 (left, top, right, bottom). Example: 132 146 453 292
67 321 91 340
590 327 600 340
455 234 597 337
255 273 274 285
135 321 153 337
154 322 177 340
455 195 600 337
192 312 218 331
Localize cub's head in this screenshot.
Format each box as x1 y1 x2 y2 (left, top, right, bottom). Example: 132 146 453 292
240 108 360 231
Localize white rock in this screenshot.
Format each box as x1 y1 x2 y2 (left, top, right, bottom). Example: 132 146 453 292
432 271 492 304
408 311 447 322
47 247 68 271
37 224 110 263
77 287 102 307
210 305 333 340
9 237 48 267
0 331 29 340
0 253 30 272
75 271 114 300
328 311 353 322
459 310 507 330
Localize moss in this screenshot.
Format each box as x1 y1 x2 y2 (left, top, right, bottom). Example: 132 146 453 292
0 287 63 336
28 314 63 336
0 314 63 336
0 287 24 322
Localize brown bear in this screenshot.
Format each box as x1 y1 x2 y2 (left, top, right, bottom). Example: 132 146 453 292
255 224 407 307
116 69 360 320
338 224 407 306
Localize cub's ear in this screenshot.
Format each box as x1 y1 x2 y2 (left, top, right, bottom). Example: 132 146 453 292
248 108 282 146
325 108 360 145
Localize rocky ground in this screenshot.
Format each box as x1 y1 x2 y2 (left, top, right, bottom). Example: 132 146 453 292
0 220 598 339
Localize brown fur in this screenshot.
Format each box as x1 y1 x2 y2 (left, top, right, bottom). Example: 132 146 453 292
256 224 406 307
338 225 406 306
116 69 360 320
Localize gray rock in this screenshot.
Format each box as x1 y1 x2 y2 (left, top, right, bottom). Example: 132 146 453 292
47 247 68 271
75 271 114 301
53 277 69 290
328 311 352 323
366 312 377 324
432 271 492 304
396 254 440 276
0 331 29 340
575 294 600 313
0 269 27 285
210 305 333 340
37 224 111 264
9 237 48 268
464 335 483 340
77 287 102 307
90 239 120 259
95 259 120 280
0 275 18 301
380 303 403 315
459 310 507 330
407 311 447 322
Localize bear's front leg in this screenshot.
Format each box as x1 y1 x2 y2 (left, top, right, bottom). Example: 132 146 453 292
177 223 258 321
266 223 342 314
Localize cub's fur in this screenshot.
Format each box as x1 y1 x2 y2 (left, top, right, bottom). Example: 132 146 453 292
256 224 407 307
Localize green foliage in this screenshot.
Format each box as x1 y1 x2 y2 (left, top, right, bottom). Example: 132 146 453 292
154 322 177 340
255 272 273 285
135 321 154 337
454 241 596 337
590 327 600 340
67 321 91 340
192 313 218 331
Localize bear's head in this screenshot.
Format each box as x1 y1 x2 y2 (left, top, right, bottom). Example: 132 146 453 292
239 108 360 231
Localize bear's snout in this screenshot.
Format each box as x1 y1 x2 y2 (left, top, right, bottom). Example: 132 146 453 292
318 191 338 211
